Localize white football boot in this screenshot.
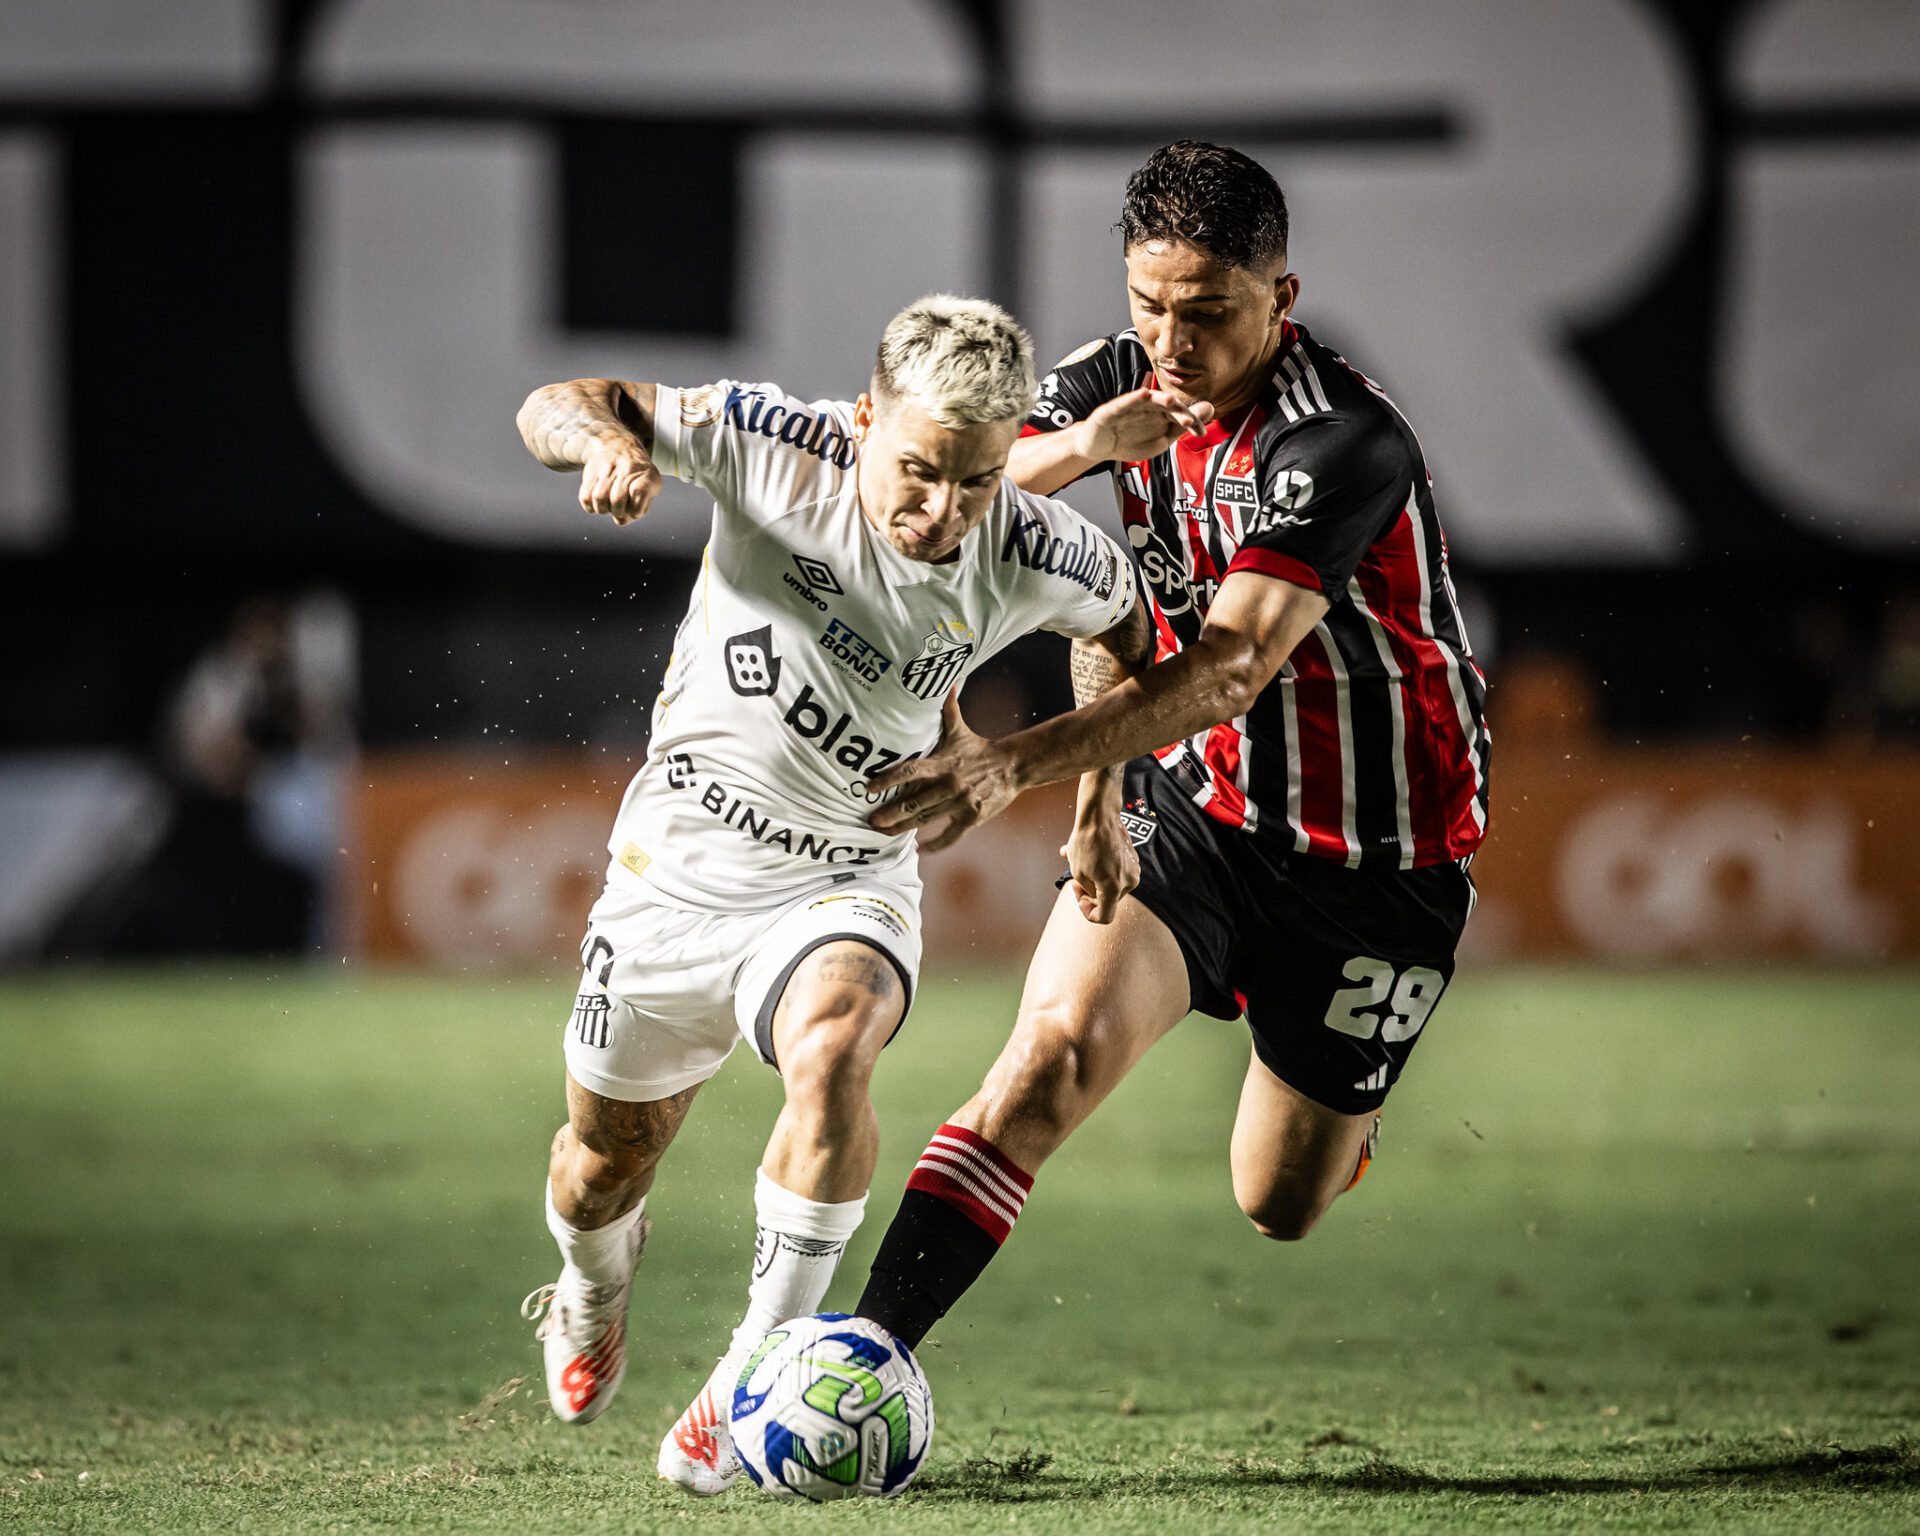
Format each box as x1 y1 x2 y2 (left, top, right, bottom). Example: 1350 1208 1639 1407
520 1215 650 1424
657 1351 747 1496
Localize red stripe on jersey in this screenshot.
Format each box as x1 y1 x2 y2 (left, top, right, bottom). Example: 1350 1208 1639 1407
1200 723 1249 828
1285 631 1353 862
1353 509 1483 861
1017 422 1046 438
1226 546 1323 592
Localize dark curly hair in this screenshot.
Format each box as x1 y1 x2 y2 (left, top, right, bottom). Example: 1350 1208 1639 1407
1118 140 1289 270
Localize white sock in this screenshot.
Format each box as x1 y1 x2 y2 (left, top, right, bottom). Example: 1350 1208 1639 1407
723 1169 868 1362
546 1180 646 1290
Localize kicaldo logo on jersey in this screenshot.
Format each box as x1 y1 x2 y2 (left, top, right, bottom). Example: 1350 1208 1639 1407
1554 794 1894 960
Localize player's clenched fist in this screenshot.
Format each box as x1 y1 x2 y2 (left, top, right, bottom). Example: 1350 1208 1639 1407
1073 387 1215 464
579 441 662 526
516 377 663 527
1062 814 1140 926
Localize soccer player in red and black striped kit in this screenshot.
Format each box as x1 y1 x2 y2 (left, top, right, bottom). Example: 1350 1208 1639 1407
856 141 1491 1348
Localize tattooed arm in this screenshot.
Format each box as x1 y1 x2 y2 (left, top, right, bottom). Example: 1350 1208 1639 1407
516 378 662 525
1062 599 1156 922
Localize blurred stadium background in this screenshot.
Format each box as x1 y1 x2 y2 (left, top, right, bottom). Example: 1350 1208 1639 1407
1 0 1915 973
3 4 1918 1529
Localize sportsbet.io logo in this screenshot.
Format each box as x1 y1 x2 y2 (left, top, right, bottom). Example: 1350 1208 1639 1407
899 622 975 701
724 626 782 696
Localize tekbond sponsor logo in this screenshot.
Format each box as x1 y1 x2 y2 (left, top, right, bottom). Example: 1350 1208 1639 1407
783 553 843 611
1001 510 1117 599
782 683 919 787
899 621 975 701
724 626 781 696
818 616 892 688
1125 522 1216 618
721 386 857 469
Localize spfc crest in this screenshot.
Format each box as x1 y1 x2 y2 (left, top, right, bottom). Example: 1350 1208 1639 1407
899 620 976 701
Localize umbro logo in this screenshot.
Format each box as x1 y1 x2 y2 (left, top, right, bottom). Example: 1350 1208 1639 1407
784 555 842 611
793 555 842 595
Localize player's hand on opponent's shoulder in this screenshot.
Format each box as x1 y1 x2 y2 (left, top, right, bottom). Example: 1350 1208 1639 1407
1062 811 1139 926
866 691 1023 853
1075 387 1215 464
578 439 662 526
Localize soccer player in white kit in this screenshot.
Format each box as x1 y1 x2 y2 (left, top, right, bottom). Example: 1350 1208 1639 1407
512 297 1145 1495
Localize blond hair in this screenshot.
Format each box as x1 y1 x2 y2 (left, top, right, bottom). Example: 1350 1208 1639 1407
871 294 1037 426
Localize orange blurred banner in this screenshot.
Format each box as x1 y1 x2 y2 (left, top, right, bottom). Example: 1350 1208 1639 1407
1465 746 1917 963
350 752 1078 968
351 748 1917 968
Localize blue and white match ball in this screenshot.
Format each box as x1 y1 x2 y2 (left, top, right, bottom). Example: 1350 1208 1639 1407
729 1313 934 1500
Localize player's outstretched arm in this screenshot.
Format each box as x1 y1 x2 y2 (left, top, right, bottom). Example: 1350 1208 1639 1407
1008 388 1215 496
868 572 1328 843
1062 600 1155 923
516 378 663 526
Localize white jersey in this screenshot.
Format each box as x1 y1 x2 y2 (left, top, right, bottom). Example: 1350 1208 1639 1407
603 379 1138 910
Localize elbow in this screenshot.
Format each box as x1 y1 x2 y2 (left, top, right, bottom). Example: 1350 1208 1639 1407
1212 648 1267 720
515 385 557 450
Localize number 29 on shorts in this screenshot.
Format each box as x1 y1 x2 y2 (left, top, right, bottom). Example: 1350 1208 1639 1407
1323 958 1447 1043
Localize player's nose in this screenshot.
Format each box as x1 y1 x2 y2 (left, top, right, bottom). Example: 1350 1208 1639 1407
924 481 961 525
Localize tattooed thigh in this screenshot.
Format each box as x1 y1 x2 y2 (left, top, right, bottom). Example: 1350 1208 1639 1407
814 945 899 1002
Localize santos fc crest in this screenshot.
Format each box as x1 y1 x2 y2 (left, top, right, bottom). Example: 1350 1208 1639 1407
899 621 975 701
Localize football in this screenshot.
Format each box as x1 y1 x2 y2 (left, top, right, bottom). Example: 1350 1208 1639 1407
728 1313 934 1500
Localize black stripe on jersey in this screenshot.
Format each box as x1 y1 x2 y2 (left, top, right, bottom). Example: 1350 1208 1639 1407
1317 604 1405 869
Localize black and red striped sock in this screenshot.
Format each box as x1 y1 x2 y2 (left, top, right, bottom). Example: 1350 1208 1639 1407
857 1124 1034 1348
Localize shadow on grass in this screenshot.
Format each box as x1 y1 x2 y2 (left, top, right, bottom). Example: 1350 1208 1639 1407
913 1440 1920 1505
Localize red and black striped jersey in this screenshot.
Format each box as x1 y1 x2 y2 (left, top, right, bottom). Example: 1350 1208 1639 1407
1025 323 1490 870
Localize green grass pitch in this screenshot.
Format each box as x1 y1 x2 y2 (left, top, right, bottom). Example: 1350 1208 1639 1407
3 964 1917 1532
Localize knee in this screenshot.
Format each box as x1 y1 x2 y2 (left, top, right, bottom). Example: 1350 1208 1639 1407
981 1010 1097 1144
564 1124 652 1193
1236 1185 1327 1243
779 1009 884 1113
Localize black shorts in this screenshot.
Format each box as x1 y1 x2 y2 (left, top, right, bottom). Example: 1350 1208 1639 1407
1119 756 1474 1115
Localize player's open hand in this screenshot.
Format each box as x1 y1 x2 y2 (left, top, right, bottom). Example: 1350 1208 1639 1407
866 691 1022 852
1075 387 1215 464
579 441 662 526
1062 812 1139 925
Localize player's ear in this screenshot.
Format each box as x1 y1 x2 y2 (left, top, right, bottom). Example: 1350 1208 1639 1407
1274 271 1300 322
853 392 875 441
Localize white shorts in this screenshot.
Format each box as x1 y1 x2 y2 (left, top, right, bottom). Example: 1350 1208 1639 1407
561 870 923 1102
